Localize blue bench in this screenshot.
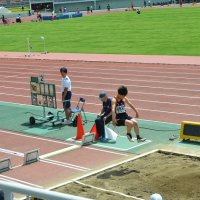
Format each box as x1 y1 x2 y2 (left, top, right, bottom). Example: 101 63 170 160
42 13 82 21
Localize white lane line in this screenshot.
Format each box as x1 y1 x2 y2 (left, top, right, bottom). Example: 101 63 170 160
0 85 199 107
0 63 200 76
0 147 89 172
0 86 29 90
0 78 200 92
42 158 91 171
0 176 43 188
138 107 200 117
0 69 200 83
1 73 200 88
84 146 129 156
134 99 200 108
136 118 179 125
83 101 200 117
0 92 29 98
0 93 200 117
1 79 200 99
0 129 73 146
41 159 88 172
73 87 200 99
0 148 23 157
94 139 152 151
40 145 80 159
75 181 144 200
69 86 200 99
0 72 29 78
70 80 200 92
66 138 128 156
0 92 84 106
68 74 200 86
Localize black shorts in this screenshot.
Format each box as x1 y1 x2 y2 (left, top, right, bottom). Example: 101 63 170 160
116 115 132 126
63 91 72 109
105 115 112 124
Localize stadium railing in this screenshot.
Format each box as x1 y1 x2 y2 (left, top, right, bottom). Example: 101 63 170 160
0 180 91 200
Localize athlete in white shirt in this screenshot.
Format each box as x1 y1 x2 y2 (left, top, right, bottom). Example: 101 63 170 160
60 67 72 124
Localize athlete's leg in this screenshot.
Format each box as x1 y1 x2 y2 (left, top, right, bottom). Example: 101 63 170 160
125 120 134 142
125 119 146 142
130 119 139 135
125 120 134 133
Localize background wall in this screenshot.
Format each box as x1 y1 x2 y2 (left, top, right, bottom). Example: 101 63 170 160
32 0 177 13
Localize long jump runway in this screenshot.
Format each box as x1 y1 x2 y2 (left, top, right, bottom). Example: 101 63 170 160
0 57 200 198
0 129 130 191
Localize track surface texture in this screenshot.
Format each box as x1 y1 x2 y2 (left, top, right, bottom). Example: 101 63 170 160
0 58 199 123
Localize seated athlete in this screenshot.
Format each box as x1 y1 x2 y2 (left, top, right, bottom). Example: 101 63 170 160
95 92 112 140
112 86 146 142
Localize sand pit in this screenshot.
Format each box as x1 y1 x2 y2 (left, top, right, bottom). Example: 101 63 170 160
56 151 200 200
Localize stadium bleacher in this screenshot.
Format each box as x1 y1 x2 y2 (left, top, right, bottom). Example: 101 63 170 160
0 0 7 6
1 0 29 7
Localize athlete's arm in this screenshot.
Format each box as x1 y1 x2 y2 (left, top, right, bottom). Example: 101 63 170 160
98 108 104 117
112 98 117 125
103 111 112 121
125 97 139 118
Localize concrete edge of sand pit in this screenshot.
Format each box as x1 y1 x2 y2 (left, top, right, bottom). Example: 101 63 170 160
159 149 200 159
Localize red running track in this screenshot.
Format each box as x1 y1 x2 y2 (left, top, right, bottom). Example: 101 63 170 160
0 58 200 123
0 129 129 189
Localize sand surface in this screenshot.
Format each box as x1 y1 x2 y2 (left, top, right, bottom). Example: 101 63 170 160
56 152 200 200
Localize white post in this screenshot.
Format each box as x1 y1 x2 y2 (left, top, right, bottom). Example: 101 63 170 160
27 37 31 55
53 1 55 13
43 38 46 53
40 36 46 53
29 0 31 12
94 0 97 10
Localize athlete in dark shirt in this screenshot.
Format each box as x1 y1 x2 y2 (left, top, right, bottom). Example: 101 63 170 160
95 92 112 140
107 4 111 12
112 86 146 142
98 92 112 122
1 15 6 24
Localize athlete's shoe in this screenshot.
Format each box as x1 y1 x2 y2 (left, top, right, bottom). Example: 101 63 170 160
99 138 108 143
127 133 134 142
137 136 146 143
63 119 72 125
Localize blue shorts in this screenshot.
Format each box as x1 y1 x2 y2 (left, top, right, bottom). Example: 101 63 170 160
63 91 72 109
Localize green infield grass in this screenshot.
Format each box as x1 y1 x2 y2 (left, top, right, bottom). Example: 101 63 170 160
0 6 200 55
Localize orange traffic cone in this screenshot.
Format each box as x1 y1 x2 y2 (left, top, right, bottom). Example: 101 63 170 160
75 113 85 140
90 123 99 140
